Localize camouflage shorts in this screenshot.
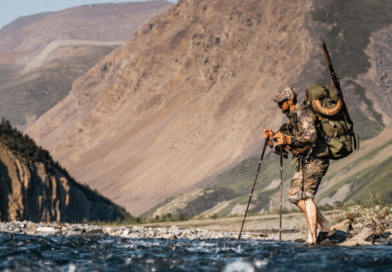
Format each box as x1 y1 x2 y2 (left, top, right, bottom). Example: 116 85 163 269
288 156 329 203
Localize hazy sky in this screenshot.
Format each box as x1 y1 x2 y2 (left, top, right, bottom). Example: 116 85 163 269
0 0 177 30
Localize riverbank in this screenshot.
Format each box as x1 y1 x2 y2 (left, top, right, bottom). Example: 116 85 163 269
0 210 340 241
1 206 392 246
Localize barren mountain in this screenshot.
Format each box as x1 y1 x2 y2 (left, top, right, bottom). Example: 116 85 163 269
0 1 173 54
0 44 120 126
0 1 173 126
26 0 392 217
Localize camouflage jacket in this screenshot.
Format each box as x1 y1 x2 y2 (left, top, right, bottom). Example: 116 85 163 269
287 103 319 149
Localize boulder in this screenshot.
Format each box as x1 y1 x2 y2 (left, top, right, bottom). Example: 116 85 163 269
339 227 375 247
85 229 106 236
333 219 352 232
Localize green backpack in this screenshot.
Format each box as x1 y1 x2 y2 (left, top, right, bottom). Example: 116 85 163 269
304 84 360 160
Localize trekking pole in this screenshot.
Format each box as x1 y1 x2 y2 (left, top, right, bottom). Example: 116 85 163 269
238 137 270 241
279 147 283 243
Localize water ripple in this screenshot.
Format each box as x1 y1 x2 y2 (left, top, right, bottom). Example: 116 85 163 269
0 233 391 271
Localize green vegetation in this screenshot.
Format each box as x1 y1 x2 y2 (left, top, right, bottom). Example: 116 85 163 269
85 212 189 226
176 187 239 219
344 158 392 204
321 139 392 205
332 190 390 225
0 117 52 166
316 139 392 202
170 151 296 219
213 152 295 196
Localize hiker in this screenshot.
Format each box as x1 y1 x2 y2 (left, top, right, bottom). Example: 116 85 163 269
264 87 335 245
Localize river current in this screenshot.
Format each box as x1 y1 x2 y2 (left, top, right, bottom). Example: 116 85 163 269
0 233 391 272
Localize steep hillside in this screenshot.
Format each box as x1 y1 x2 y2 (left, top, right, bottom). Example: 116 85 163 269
0 1 173 54
149 0 392 218
149 127 392 219
0 120 127 222
0 1 173 126
0 44 120 126
26 0 392 217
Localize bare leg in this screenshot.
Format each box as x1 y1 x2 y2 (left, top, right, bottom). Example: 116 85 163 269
297 199 333 232
304 198 318 244
295 200 313 243
317 209 333 232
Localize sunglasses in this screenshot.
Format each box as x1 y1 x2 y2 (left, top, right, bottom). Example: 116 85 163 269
277 100 287 107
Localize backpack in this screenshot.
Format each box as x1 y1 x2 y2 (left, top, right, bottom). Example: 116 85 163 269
304 83 359 160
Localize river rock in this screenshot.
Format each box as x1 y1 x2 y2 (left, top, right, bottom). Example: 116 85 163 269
133 226 145 232
333 219 352 233
318 230 349 245
340 227 375 247
86 229 106 236
36 227 61 235
164 234 176 239
26 222 37 231
36 227 56 232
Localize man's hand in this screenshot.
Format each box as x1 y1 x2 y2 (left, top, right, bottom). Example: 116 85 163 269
263 129 275 148
274 132 293 146
263 129 275 139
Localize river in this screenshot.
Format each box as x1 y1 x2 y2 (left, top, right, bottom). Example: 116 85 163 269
0 233 391 271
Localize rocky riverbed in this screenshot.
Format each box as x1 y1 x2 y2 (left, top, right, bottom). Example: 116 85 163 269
330 205 392 246
0 221 264 240
1 206 392 246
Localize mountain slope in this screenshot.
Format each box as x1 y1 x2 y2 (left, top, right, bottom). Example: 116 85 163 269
149 127 392 219
0 44 120 126
0 1 173 126
0 1 173 54
26 0 318 215
0 121 126 223
26 0 392 217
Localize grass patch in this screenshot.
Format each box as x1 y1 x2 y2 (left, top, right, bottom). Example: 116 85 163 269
344 158 392 203
317 138 392 201
249 188 279 214
175 150 295 218
332 191 391 225
175 187 238 219
221 151 295 195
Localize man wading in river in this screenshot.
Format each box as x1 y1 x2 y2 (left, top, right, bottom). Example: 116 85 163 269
264 87 335 245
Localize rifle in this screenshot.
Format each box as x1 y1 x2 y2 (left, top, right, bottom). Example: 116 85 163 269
322 42 354 129
322 42 359 151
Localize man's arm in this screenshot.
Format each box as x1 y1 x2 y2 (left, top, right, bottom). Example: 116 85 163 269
292 108 318 147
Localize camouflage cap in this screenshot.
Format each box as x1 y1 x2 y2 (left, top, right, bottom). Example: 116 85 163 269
273 87 297 103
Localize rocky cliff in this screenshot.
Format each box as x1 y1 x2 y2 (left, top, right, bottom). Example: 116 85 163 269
25 0 392 216
0 145 125 223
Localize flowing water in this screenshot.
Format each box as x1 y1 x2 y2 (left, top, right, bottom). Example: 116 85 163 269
0 233 391 272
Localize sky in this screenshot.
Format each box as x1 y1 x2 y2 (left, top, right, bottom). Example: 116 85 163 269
0 0 177 30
